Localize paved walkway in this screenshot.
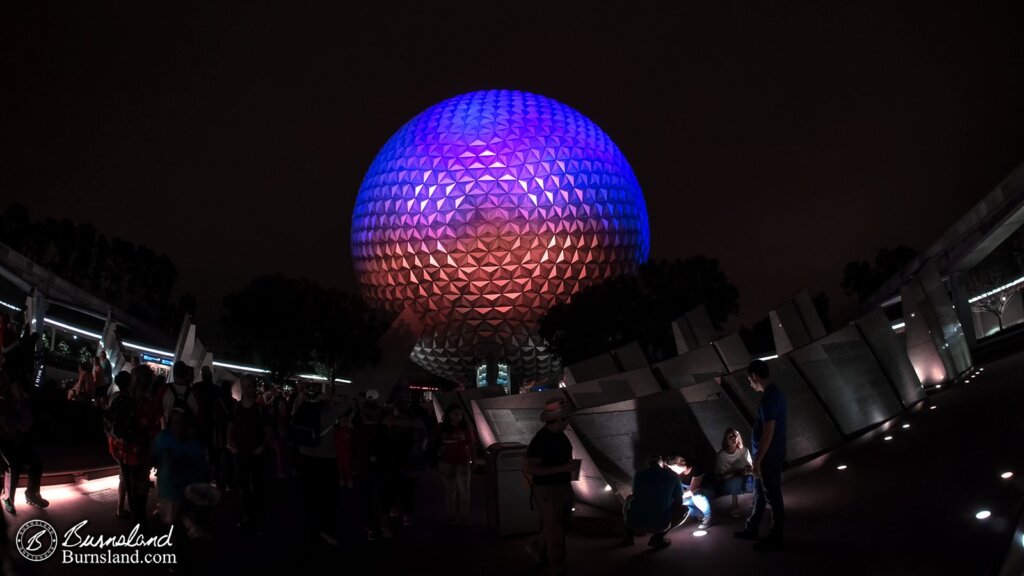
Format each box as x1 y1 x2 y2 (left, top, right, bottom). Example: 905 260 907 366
5 348 1024 575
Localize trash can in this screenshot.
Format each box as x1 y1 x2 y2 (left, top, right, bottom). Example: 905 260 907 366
485 442 540 536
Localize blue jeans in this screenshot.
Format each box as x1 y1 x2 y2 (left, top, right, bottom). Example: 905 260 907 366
720 475 754 497
747 460 785 538
682 484 713 518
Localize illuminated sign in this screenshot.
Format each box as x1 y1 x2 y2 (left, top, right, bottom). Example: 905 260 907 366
141 353 174 367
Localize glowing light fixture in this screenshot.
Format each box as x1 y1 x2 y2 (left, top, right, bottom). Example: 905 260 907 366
968 275 1024 303
43 318 102 340
837 465 848 471
0 299 20 312
213 361 271 374
604 485 612 492
297 374 353 384
693 530 708 537
891 322 906 330
975 510 992 520
884 436 893 441
930 406 937 410
1001 472 1013 479
758 354 779 361
123 341 175 357
902 424 910 429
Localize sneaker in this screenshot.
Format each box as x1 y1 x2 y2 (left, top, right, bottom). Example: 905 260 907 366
698 515 712 530
734 529 758 541
2 498 15 515
647 535 671 549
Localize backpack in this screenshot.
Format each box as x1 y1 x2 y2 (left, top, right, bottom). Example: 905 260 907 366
106 395 137 443
289 401 331 447
166 383 194 414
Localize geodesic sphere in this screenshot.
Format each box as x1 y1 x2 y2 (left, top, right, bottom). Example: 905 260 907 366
351 90 649 383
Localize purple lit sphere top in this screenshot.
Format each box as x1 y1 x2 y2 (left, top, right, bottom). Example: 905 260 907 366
351 90 650 383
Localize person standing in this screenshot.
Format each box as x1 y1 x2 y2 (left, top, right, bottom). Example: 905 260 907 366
525 399 577 576
0 354 48 514
226 375 271 535
734 359 787 550
434 403 475 525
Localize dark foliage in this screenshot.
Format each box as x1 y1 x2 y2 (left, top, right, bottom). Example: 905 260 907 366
0 203 194 334
539 257 739 365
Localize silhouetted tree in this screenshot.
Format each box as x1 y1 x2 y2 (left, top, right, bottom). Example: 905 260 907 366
539 257 739 365
223 275 316 383
966 232 1024 331
309 288 390 385
841 245 918 303
0 203 193 334
739 316 774 356
812 291 832 333
223 275 388 384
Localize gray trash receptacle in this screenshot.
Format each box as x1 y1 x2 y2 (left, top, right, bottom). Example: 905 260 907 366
486 442 540 536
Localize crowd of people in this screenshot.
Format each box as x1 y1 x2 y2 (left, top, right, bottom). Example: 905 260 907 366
98 359 479 550
0 310 789 576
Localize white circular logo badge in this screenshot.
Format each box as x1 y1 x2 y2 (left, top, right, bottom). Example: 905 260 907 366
16 519 58 562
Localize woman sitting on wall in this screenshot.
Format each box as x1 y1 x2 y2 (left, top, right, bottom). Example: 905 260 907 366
715 427 753 517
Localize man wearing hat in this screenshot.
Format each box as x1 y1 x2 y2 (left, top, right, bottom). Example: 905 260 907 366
525 398 578 576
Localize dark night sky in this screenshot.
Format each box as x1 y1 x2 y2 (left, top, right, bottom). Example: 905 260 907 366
3 3 1024 345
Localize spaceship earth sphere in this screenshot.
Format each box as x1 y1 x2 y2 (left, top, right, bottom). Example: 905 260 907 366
351 90 650 385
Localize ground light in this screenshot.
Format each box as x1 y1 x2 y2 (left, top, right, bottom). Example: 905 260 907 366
902 424 911 429
604 485 612 492
884 436 893 441
692 530 708 537
571 507 576 512
930 406 937 410
1001 472 1014 479
976 510 992 520
837 465 848 471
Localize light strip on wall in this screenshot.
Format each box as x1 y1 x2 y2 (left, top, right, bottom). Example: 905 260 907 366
891 322 906 330
969 275 1024 303
757 354 779 361
212 361 270 374
43 318 103 340
123 342 175 357
0 299 20 312
297 373 353 384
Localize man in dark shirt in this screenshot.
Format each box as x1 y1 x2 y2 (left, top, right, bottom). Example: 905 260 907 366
734 359 787 549
623 454 685 548
667 455 714 529
525 399 577 576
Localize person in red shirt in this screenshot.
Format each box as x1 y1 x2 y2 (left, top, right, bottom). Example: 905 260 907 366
433 403 476 524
